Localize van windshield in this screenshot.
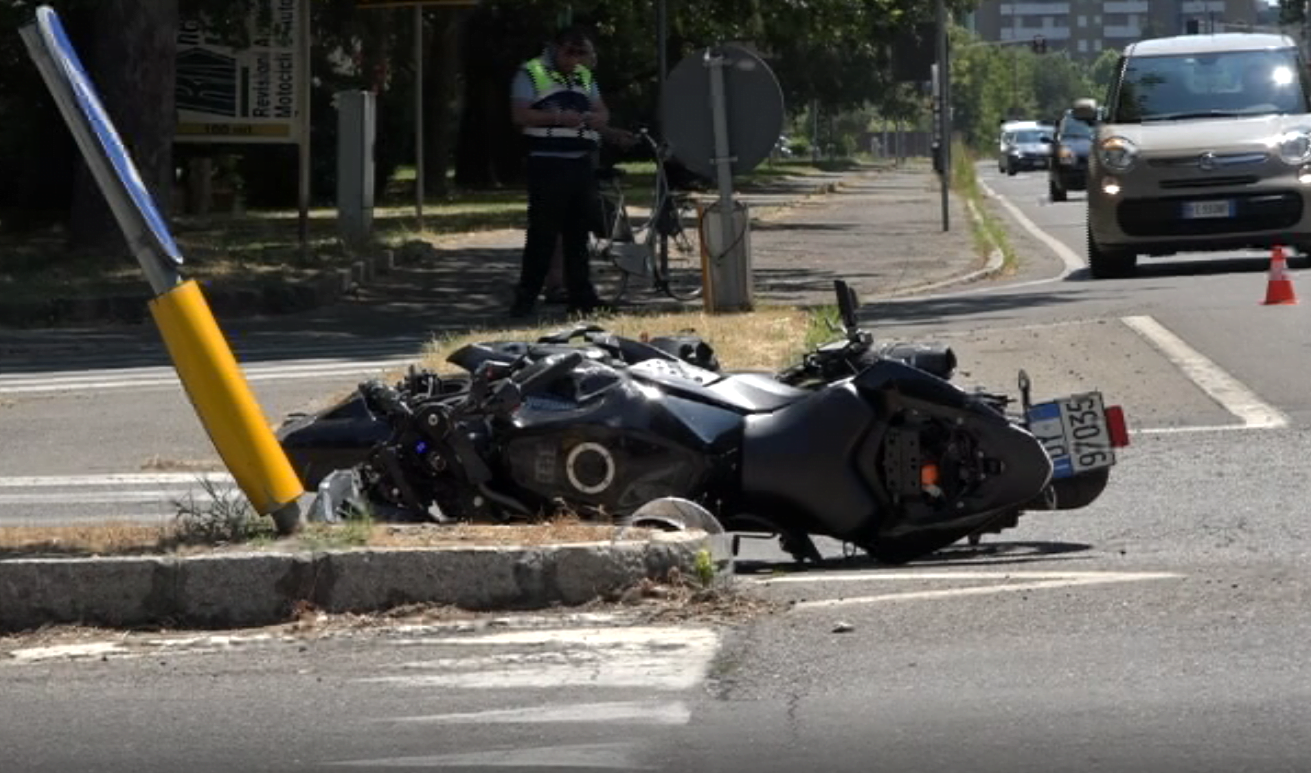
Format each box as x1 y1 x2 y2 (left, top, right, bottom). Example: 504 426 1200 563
1110 48 1310 122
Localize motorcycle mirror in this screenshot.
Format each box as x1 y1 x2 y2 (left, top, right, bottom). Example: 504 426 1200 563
834 279 860 333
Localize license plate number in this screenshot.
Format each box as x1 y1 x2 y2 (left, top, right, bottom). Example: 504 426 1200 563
1027 392 1117 479
1181 200 1234 219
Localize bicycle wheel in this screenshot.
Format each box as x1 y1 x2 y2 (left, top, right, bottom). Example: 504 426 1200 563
592 237 631 305
588 183 632 305
655 197 703 301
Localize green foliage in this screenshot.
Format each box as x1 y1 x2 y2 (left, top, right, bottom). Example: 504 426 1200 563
948 24 1102 152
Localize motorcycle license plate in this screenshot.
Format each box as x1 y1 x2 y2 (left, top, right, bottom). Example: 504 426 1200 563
1026 392 1117 479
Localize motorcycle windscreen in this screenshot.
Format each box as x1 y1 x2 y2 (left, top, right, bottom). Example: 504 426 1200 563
19 6 183 294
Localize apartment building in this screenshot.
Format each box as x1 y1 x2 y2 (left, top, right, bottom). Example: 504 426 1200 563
966 0 1262 59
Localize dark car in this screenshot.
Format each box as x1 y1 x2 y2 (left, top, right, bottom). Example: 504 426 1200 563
1046 106 1095 201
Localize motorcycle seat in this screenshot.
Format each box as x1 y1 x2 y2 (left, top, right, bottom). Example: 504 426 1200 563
628 359 810 413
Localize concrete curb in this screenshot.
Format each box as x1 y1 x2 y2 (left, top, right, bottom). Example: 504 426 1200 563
0 531 711 634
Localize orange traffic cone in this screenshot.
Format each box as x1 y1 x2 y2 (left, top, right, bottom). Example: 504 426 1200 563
1263 245 1299 305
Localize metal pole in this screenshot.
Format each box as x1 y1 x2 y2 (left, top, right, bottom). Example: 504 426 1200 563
656 0 668 268
936 0 950 232
297 0 312 250
414 5 425 227
707 49 741 308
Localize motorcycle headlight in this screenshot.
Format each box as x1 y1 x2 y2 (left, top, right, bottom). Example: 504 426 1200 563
1099 136 1138 172
1278 130 1311 165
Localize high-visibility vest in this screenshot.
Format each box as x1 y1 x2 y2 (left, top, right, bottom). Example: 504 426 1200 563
520 56 600 153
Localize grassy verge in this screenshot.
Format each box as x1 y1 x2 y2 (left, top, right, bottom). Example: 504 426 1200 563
950 139 1018 273
0 306 819 557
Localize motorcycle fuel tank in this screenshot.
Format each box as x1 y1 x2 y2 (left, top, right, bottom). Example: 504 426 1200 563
497 361 744 516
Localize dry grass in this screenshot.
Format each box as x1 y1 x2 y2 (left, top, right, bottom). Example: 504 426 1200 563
420 307 811 374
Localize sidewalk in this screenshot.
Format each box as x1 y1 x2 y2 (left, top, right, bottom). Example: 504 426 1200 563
246 162 988 338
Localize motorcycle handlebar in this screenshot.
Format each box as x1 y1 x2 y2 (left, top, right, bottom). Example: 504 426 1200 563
360 379 410 422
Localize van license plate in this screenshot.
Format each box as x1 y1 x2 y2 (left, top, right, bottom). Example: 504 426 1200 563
1182 200 1234 219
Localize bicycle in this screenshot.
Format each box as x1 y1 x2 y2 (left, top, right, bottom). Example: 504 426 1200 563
588 128 704 304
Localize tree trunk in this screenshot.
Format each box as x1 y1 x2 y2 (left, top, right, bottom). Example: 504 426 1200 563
69 0 179 253
422 8 464 197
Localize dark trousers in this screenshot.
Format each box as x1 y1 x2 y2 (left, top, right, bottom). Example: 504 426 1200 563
517 154 599 306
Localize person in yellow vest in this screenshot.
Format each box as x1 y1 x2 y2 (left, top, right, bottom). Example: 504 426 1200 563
509 27 613 318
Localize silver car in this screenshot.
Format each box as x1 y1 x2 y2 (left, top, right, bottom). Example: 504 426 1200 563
1085 33 1311 278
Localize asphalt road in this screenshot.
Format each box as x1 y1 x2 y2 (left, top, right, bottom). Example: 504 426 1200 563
5 163 1311 771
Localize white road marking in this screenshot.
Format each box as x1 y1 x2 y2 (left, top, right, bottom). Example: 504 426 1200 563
0 491 222 505
0 473 233 487
0 359 410 395
383 701 692 726
353 626 720 691
769 570 1182 611
1121 315 1288 430
324 742 649 769
977 174 1086 273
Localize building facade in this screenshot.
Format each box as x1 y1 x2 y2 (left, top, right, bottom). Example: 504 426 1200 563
966 1 1262 59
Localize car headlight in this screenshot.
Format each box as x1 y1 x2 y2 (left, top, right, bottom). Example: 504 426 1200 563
1278 130 1311 165
1099 136 1137 172
1059 146 1076 164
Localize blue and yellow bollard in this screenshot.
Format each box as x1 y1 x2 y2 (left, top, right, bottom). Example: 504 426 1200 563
20 6 305 531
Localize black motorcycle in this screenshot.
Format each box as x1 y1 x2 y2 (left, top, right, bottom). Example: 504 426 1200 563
279 281 1128 562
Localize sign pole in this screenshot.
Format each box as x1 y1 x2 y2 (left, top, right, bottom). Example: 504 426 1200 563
414 4 425 227
297 0 312 249
935 0 950 232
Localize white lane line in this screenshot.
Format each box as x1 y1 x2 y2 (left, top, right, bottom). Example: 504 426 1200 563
353 627 721 691
0 491 223 505
977 174 1085 274
0 473 234 487
1121 315 1288 430
0 364 408 394
323 742 647 770
0 356 415 387
383 701 692 726
781 571 1182 611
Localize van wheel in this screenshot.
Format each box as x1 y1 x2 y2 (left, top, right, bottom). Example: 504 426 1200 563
1049 179 1067 202
1006 160 1017 176
1087 227 1136 278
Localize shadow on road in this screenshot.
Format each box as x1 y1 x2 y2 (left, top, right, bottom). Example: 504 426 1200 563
732 539 1095 575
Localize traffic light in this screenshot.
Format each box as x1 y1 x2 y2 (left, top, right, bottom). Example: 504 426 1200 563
1031 34 1047 54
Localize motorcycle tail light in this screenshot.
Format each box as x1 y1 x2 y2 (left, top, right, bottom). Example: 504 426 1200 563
1106 405 1130 447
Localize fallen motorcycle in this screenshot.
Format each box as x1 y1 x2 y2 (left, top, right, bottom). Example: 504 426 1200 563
279 281 1129 564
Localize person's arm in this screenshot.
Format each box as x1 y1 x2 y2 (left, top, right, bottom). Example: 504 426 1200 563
512 99 584 128
509 70 582 128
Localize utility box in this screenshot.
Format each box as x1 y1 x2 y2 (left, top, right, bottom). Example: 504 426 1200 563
698 200 753 312
336 90 376 247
